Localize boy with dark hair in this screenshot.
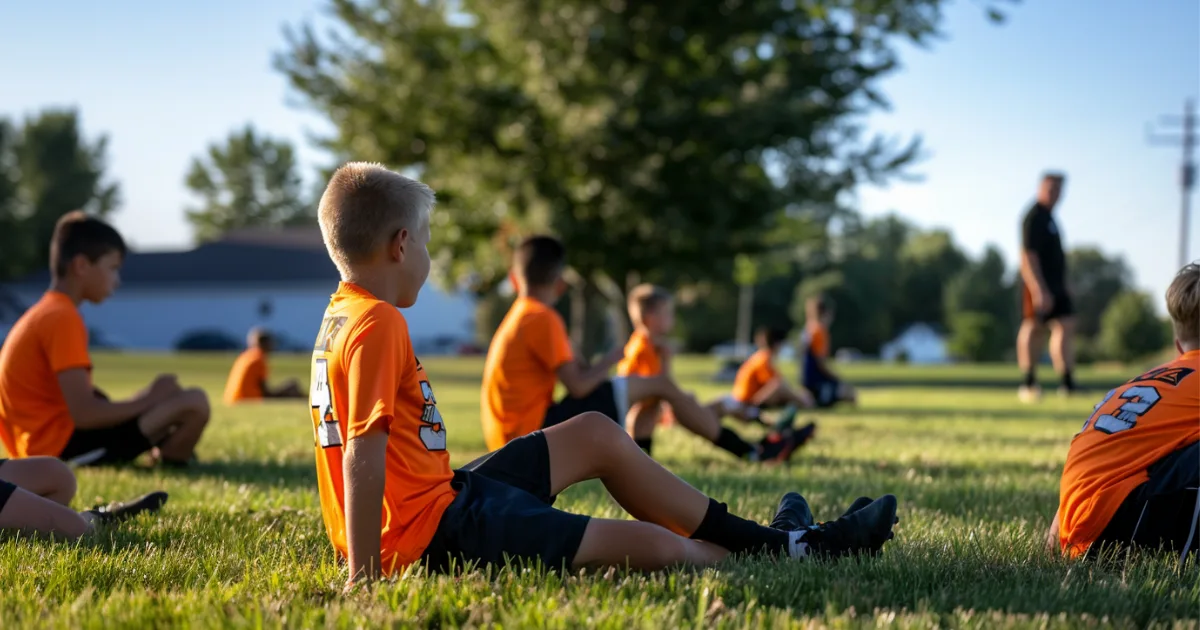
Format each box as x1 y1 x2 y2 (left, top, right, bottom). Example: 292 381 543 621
616 284 676 453
308 163 899 586
0 456 167 537
800 295 857 408
1048 262 1200 561
0 211 211 467
224 327 304 403
483 238 803 463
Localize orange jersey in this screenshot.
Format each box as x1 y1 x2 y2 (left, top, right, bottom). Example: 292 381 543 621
0 291 91 458
732 349 779 403
224 348 267 403
804 323 829 359
1058 350 1200 557
480 297 574 451
617 329 662 377
309 282 456 574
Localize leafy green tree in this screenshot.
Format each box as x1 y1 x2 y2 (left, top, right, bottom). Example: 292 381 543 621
947 311 1007 362
0 109 119 281
1098 291 1168 363
895 229 968 330
1067 246 1132 339
943 246 1016 361
277 0 1009 353
185 125 311 243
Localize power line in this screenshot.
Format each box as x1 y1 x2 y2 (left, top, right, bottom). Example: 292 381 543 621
1146 99 1196 269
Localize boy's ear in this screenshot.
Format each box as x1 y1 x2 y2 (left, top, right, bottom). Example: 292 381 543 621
390 228 407 261
554 276 568 298
508 270 521 294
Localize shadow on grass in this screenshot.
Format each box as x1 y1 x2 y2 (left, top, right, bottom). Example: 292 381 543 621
845 406 1088 423
161 458 317 490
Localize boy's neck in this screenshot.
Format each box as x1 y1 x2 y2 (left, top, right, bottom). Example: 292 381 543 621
48 277 85 306
343 268 401 306
519 286 558 304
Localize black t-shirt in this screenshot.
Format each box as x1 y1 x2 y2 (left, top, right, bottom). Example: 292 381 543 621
1021 202 1066 291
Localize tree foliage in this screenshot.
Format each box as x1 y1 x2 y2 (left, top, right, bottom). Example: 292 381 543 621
0 109 119 281
1066 246 1132 340
1098 291 1167 363
185 125 311 243
275 0 1012 304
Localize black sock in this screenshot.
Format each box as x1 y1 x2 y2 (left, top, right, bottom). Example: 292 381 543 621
634 437 653 455
714 427 754 458
690 498 790 556
1062 370 1075 390
1023 370 1037 388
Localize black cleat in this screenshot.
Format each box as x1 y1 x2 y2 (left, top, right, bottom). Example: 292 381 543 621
770 492 815 530
842 496 874 518
85 491 169 526
802 494 898 559
757 428 800 463
793 422 817 448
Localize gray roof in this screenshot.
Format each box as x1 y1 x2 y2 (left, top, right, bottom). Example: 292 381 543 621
13 228 340 289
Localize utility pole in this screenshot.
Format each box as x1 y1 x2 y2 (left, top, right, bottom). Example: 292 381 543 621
1147 99 1196 268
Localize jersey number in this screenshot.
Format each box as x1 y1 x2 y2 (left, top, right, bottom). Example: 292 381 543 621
311 358 343 448
1081 385 1161 435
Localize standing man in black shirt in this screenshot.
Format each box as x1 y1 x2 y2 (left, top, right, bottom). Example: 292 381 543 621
1017 172 1075 401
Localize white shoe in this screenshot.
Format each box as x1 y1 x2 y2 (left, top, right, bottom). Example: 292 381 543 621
1018 385 1042 404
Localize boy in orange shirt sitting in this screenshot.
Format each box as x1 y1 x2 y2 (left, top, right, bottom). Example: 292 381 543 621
800 295 857 408
0 212 210 467
224 327 304 404
483 238 804 463
0 456 167 538
616 284 675 453
1047 262 1199 561
722 326 816 437
306 163 898 586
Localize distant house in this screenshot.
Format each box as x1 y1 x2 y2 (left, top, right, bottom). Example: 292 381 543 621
2 228 475 351
880 323 949 364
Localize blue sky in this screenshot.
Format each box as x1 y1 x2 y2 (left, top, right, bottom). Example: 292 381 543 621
1 0 1197 305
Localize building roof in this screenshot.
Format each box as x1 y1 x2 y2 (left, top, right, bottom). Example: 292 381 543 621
11 228 340 289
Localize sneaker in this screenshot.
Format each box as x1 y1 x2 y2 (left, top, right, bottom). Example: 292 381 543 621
770 492 814 530
793 422 817 448
801 494 898 559
1018 385 1042 404
84 491 169 526
842 496 874 518
757 429 800 463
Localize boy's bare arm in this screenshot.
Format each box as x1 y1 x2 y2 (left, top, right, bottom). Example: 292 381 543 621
58 369 175 429
557 347 624 398
343 430 388 586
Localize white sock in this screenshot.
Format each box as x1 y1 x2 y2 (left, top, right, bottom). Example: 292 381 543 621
787 529 809 558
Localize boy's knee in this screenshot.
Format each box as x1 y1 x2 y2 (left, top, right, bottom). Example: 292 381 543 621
573 411 626 446
182 388 211 420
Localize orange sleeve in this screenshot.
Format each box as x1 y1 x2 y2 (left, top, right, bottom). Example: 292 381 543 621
532 311 575 370
811 328 829 358
45 310 91 373
344 311 401 439
757 359 779 384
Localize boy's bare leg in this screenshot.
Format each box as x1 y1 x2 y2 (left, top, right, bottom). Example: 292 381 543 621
0 457 77 505
573 518 729 570
623 376 722 441
139 388 211 462
0 487 91 539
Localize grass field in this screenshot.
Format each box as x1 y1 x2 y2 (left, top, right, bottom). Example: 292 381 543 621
0 353 1196 629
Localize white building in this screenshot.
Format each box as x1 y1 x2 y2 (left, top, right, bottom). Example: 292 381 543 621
879 322 949 364
2 228 476 352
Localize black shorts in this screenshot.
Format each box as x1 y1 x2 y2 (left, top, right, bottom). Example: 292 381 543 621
541 379 625 429
420 431 591 572
59 417 155 466
0 459 13 515
804 375 842 408
1022 284 1074 323
1090 442 1200 559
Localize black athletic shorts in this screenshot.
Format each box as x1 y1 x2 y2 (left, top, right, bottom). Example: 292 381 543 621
420 431 591 573
1089 441 1200 559
0 459 13 515
1022 283 1074 323
59 417 155 466
804 375 842 409
541 379 624 429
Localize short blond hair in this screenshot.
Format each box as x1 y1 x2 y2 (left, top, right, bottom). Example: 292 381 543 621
1166 262 1200 349
628 284 672 327
318 162 435 276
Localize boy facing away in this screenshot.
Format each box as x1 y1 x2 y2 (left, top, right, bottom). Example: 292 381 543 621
0 212 210 467
1048 262 1200 561
800 295 857 408
481 237 803 463
224 327 305 404
307 163 899 586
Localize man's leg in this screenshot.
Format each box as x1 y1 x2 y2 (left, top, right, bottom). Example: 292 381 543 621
1017 318 1045 398
0 457 77 505
139 388 211 463
1049 317 1076 392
